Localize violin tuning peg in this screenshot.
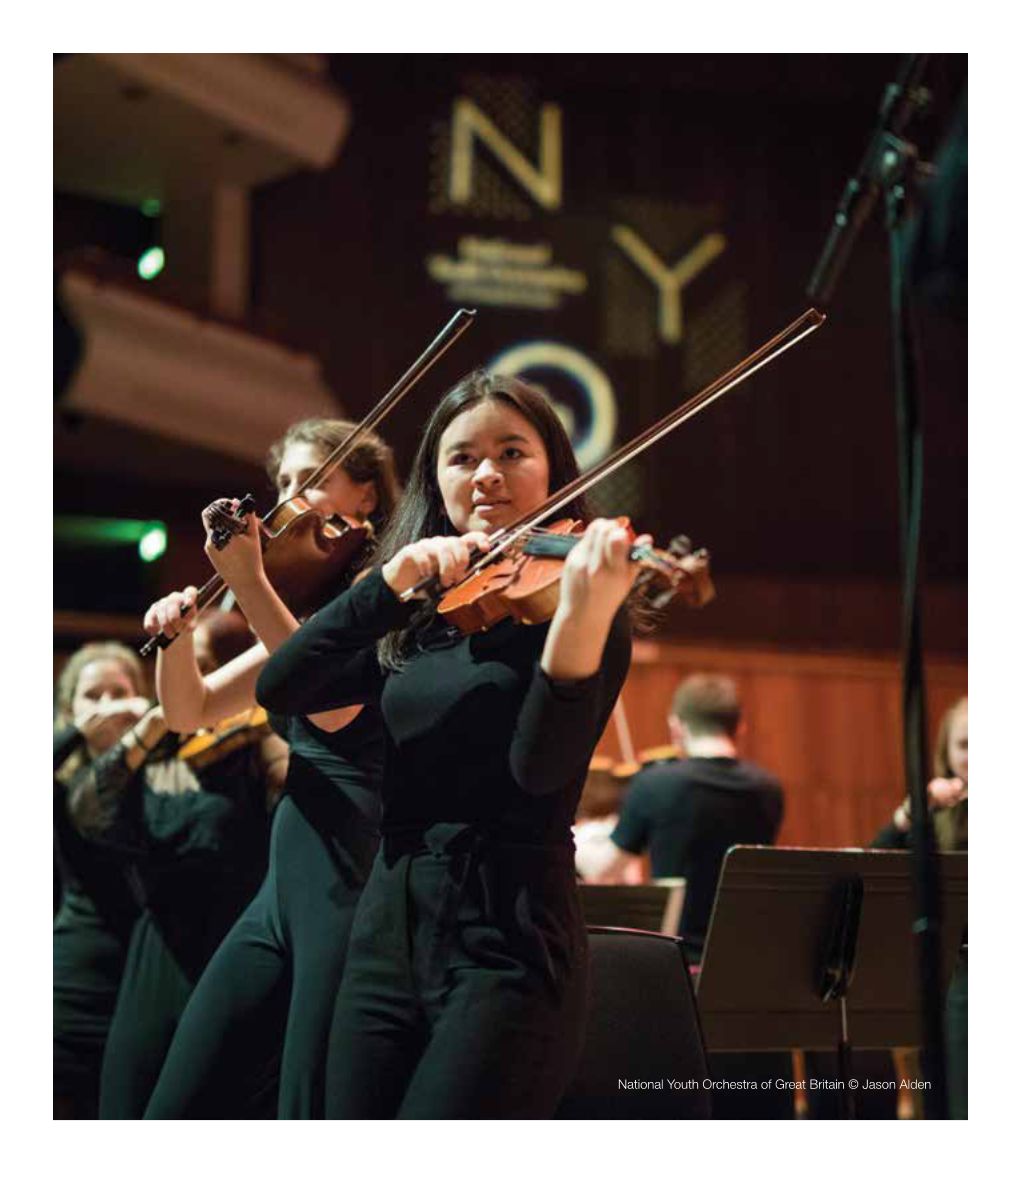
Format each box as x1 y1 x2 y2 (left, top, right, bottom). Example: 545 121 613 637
207 496 255 550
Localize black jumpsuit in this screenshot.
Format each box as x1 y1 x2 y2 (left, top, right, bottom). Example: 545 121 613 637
144 709 383 1119
69 737 272 1118
257 568 631 1119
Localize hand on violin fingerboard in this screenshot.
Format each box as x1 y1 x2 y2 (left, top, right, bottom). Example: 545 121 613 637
541 520 644 683
555 519 646 625
201 498 266 592
382 532 490 599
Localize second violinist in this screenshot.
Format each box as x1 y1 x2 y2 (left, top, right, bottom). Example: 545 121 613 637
142 418 399 1119
257 371 648 1119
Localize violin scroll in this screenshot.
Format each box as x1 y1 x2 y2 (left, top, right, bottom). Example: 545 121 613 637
206 494 257 552
636 535 715 612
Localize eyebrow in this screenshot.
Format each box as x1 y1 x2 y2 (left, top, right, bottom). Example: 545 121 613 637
279 466 317 484
444 433 531 454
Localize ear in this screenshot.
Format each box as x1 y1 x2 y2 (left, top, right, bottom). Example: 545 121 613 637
667 714 685 753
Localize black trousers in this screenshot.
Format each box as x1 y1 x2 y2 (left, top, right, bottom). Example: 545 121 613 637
99 912 196 1118
54 905 131 1116
326 828 589 1119
144 796 376 1119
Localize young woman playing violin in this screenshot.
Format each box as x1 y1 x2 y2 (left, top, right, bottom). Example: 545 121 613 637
58 619 278 1120
141 418 399 1120
54 642 149 1118
257 372 644 1119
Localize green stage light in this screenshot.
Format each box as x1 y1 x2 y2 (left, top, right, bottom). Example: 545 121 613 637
137 246 165 280
141 198 162 217
55 516 168 552
139 524 168 562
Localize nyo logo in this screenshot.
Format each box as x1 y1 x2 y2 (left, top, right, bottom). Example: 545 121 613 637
489 341 617 471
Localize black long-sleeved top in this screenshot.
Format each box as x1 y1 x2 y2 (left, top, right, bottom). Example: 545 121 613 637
68 738 270 974
54 724 84 773
54 727 139 942
871 798 968 853
257 569 631 845
68 739 263 869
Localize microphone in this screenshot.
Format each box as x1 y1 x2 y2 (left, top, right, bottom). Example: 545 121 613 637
807 55 930 309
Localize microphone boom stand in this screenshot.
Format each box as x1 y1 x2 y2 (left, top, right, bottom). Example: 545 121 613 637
807 53 950 1119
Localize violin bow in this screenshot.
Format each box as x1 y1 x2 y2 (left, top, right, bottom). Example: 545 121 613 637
403 306 825 600
140 308 477 657
293 307 477 500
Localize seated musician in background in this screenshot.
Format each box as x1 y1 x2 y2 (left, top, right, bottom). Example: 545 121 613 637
872 695 967 853
869 694 967 1121
592 673 783 956
54 641 151 1119
596 672 791 1117
572 757 641 883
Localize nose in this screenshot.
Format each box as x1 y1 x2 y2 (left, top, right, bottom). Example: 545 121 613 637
472 458 504 488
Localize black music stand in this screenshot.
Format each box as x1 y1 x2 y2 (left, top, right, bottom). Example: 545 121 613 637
695 847 967 1118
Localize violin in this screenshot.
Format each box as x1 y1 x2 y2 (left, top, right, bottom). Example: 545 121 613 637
205 493 372 620
436 518 715 634
139 308 477 656
176 706 271 770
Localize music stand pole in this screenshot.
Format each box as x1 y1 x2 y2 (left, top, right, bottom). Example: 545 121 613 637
838 999 856 1121
818 874 864 1118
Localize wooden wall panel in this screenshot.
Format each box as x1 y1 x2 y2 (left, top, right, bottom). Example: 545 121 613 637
595 641 967 849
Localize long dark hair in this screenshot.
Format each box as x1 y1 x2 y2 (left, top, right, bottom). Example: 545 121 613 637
375 370 593 670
